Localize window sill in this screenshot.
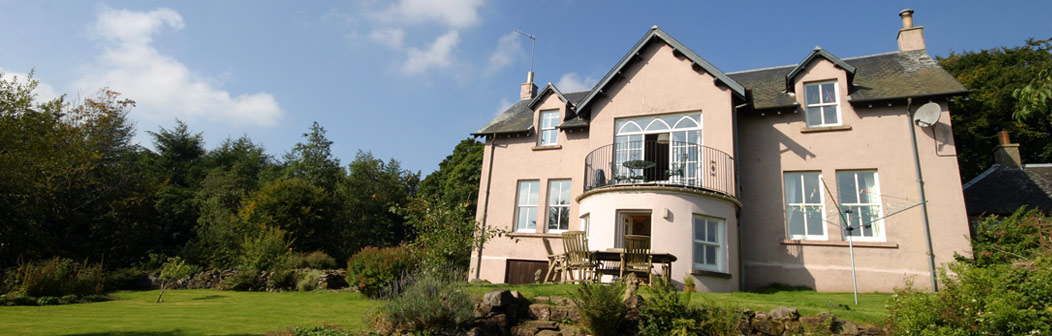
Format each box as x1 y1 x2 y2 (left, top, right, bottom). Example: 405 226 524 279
780 239 898 249
509 232 562 238
800 125 852 133
691 269 732 279
532 145 562 151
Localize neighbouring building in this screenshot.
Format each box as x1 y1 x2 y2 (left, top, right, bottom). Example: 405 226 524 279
963 131 1052 221
470 9 972 292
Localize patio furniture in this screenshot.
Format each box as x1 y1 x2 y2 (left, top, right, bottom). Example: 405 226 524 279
591 250 677 283
561 231 597 283
621 235 654 283
542 238 564 284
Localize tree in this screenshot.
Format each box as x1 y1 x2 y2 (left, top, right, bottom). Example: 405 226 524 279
145 121 207 255
283 122 344 191
339 152 418 258
156 256 198 303
938 38 1052 181
418 138 484 213
1013 67 1052 123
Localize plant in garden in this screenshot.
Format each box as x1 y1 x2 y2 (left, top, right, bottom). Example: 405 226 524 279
7 257 104 299
970 207 1045 266
571 282 630 336
345 246 418 298
296 270 323 292
372 272 474 334
156 257 198 303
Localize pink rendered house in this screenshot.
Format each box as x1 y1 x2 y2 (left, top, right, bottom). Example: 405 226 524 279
470 10 971 292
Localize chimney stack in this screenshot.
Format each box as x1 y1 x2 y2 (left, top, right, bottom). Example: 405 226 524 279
520 71 537 100
994 130 1023 168
897 9 927 52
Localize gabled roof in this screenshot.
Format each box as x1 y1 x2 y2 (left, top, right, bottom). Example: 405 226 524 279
785 47 857 92
963 164 1052 215
575 26 746 114
728 50 968 110
472 90 589 136
528 83 574 110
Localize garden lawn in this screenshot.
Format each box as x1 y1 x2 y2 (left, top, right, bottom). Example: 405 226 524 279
466 283 891 326
0 290 379 336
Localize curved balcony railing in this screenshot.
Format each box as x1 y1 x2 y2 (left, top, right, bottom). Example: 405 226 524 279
583 140 736 197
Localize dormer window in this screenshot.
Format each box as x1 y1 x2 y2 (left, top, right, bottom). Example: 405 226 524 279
539 110 559 146
804 81 840 127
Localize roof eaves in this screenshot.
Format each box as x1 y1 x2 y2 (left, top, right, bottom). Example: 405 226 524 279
785 47 857 92
576 26 746 114
848 89 971 104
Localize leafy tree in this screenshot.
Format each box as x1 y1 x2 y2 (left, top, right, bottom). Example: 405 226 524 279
144 121 207 255
156 256 198 303
395 198 475 272
938 38 1052 180
1013 67 1052 123
239 178 337 256
339 152 418 258
418 138 484 213
283 122 344 191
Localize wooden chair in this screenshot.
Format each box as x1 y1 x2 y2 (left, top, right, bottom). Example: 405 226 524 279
542 238 564 283
621 235 653 284
561 231 597 283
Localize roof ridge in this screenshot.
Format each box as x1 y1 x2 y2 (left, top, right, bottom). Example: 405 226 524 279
727 50 904 75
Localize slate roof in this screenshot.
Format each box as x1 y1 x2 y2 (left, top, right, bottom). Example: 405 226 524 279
728 50 967 110
474 29 969 135
963 164 1052 215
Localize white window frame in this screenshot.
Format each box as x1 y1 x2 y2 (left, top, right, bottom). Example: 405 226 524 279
539 110 560 146
546 180 572 233
836 170 885 242
514 180 540 233
580 214 590 239
692 215 725 273
804 81 841 127
784 172 827 240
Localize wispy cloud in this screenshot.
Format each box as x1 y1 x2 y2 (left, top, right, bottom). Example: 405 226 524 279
486 31 525 75
495 98 513 116
400 30 459 75
556 73 598 92
354 0 486 76
371 0 484 29
368 27 405 49
77 7 283 126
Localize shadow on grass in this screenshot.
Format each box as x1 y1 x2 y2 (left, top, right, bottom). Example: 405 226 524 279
752 283 815 294
190 295 228 301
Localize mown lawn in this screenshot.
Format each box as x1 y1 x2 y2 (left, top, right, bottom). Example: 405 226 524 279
0 284 890 335
0 290 378 336
467 283 891 326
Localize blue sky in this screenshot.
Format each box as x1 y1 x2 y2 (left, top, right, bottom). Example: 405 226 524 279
2 1 1050 174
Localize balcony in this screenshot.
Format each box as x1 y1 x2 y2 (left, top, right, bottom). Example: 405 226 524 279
583 140 736 197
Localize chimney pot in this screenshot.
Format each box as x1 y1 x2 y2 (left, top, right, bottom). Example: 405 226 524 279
998 130 1011 145
899 9 915 29
520 71 537 100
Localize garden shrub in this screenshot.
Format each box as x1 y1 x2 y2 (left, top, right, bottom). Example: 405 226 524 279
286 251 337 269
638 278 741 336
104 268 150 291
372 272 474 334
571 282 630 336
346 246 419 298
296 270 322 292
278 325 357 336
222 269 263 291
7 257 104 298
238 225 293 272
971 207 1046 266
269 268 296 290
888 252 1052 335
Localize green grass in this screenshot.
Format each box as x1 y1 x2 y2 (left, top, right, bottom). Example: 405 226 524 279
0 290 378 336
466 283 890 326
0 284 890 335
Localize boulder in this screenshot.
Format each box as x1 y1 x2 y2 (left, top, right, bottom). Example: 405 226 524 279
483 290 516 308
770 306 800 321
528 304 551 321
835 318 859 335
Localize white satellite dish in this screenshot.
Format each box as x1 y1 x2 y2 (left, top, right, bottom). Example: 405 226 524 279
913 102 941 127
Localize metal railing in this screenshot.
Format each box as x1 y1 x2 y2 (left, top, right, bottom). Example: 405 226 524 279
583 140 736 197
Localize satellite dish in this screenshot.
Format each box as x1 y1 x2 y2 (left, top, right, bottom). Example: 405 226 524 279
913 102 941 127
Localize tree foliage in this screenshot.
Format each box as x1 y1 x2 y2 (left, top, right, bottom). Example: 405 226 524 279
938 38 1052 180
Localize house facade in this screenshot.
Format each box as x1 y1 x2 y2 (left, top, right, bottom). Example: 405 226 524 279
470 10 972 292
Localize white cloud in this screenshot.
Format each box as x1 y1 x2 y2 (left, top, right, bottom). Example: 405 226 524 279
374 0 485 29
78 7 283 126
495 98 513 116
556 73 598 92
400 30 459 75
368 27 406 49
0 69 60 102
486 31 524 75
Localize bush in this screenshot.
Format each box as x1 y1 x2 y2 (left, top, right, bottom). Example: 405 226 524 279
280 325 357 336
296 270 322 292
971 207 1046 266
222 269 263 291
104 268 149 291
372 272 474 334
346 246 419 298
269 268 296 290
286 251 337 269
239 226 293 271
887 253 1052 335
7 258 104 298
571 282 630 336
639 278 695 336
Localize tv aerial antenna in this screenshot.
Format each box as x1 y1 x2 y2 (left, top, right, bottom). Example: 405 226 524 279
514 29 536 76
